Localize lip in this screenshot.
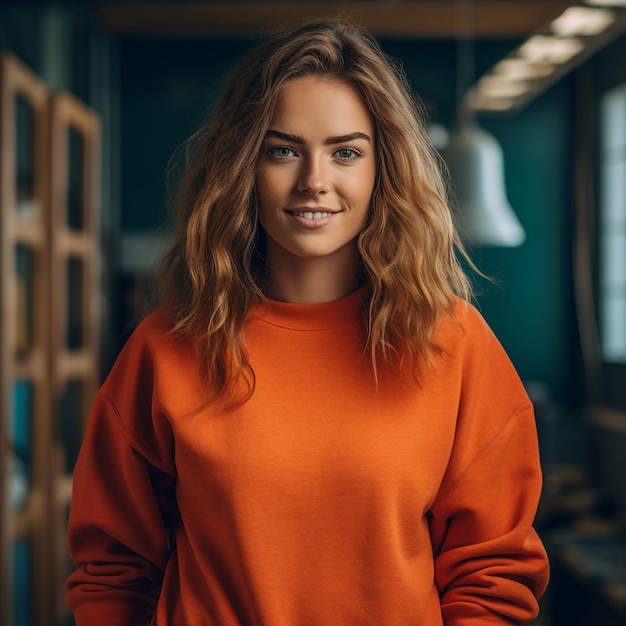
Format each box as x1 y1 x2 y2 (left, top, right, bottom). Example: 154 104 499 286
285 207 341 228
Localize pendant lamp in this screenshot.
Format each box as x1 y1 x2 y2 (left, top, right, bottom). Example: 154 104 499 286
443 122 526 247
443 0 526 247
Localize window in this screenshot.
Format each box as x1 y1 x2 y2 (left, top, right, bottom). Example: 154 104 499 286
599 82 626 363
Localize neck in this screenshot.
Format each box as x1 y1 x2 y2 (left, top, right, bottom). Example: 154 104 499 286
263 246 361 304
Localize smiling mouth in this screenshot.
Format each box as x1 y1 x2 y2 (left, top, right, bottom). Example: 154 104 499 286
288 210 335 219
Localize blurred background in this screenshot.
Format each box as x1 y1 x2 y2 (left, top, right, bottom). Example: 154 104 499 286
0 1 625 625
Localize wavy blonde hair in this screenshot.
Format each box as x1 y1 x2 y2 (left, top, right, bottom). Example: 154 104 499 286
158 18 472 400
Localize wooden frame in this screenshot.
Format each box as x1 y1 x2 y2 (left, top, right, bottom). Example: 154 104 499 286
0 53 101 626
98 1 570 38
48 90 101 624
1 52 52 626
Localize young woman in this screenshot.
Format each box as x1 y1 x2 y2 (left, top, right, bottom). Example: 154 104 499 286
66 19 549 625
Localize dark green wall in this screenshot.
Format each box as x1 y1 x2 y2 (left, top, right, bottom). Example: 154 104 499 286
476 83 578 404
118 35 579 405
119 37 257 232
117 36 523 231
0 6 93 102
0 4 583 407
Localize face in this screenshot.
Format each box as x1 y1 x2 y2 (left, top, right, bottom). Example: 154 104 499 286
256 75 376 267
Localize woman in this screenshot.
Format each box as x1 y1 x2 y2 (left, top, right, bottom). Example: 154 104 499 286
67 19 549 625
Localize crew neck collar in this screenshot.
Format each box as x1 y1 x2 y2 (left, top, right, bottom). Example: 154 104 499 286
251 285 368 331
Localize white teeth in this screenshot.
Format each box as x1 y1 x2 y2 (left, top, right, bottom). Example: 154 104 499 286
292 211 332 219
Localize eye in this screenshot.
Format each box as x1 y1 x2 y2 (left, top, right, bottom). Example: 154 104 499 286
267 146 296 160
334 147 362 161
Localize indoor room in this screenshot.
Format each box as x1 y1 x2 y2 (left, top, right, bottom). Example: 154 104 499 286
1 1 625 625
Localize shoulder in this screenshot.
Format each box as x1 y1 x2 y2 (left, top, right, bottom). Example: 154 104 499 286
93 307 182 467
98 305 206 429
120 305 193 361
129 306 177 345
434 297 529 400
436 297 499 351
104 306 197 389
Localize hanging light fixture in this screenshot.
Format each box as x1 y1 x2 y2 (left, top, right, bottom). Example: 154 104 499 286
444 123 525 246
442 0 526 247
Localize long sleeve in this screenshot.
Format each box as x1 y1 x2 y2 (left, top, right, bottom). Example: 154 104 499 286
429 304 549 625
430 405 548 624
66 318 177 626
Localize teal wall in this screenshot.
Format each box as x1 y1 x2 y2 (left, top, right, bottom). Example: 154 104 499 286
118 36 579 405
476 84 578 404
0 6 93 101
117 36 522 231
119 37 256 232
0 4 583 407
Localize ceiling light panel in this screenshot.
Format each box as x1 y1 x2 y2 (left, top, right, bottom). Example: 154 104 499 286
477 76 530 98
518 35 585 64
466 90 518 112
584 0 626 7
492 58 554 80
551 6 615 36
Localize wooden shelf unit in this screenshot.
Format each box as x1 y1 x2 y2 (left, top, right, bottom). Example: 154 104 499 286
1 53 101 626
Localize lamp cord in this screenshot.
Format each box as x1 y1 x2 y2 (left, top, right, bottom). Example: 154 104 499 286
456 0 474 125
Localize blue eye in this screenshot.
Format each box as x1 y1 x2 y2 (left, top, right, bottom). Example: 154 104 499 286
268 146 295 159
335 148 361 161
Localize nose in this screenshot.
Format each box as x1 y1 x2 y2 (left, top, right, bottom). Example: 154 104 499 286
297 155 328 195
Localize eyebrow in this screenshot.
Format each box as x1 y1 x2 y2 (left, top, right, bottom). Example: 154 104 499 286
265 130 372 145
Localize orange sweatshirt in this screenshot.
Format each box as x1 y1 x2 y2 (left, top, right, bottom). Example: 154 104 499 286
67 288 549 625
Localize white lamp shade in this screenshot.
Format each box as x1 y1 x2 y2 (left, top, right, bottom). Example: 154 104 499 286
443 123 526 247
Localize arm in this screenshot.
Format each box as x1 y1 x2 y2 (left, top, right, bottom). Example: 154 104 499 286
429 304 549 625
430 405 549 625
66 322 176 626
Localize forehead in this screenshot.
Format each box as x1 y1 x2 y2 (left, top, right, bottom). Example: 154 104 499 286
270 75 374 135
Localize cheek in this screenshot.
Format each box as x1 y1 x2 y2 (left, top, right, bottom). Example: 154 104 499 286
255 171 279 231
353 159 376 194
255 170 271 208
256 167 290 209
353 171 376 210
